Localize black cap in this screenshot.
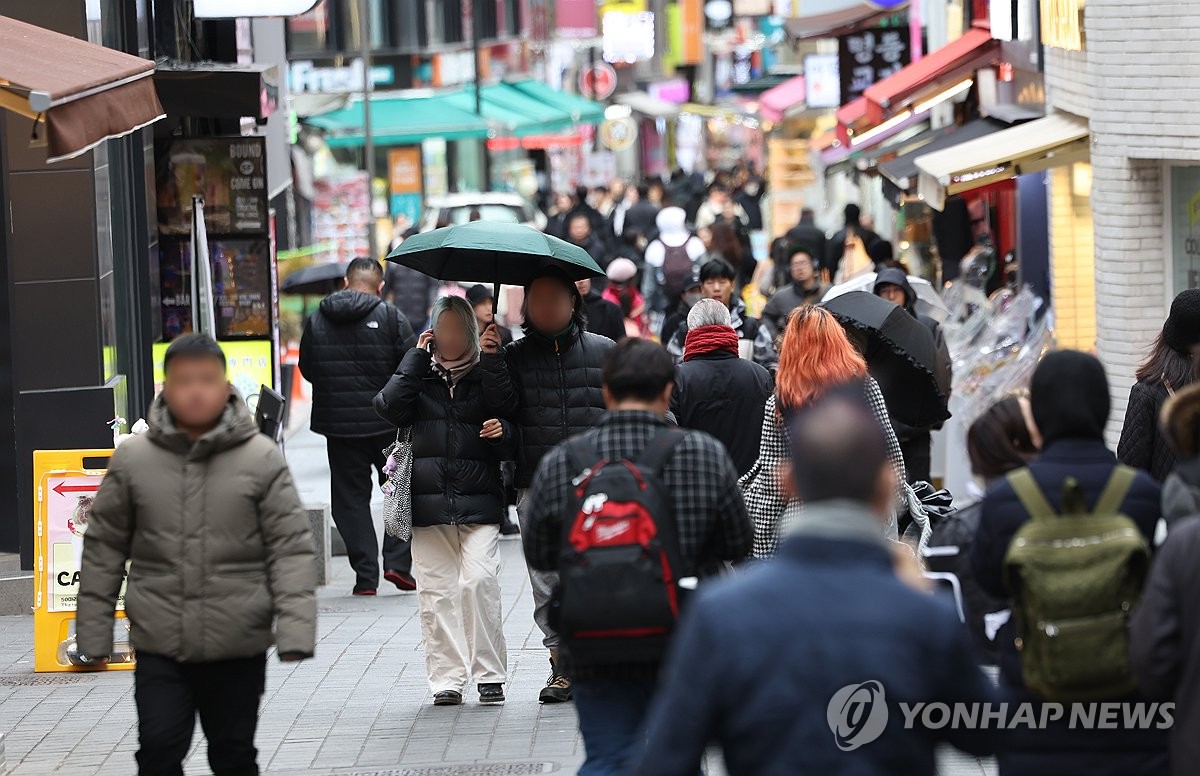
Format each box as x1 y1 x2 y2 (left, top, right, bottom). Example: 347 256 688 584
466 284 493 307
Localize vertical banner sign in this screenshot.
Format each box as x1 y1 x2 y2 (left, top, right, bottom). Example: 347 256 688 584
680 0 704 65
838 26 912 104
555 0 598 38
388 147 424 229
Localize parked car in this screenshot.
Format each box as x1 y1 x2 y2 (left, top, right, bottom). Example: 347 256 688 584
419 192 547 232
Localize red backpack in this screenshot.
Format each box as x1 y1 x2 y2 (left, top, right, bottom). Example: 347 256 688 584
555 428 688 666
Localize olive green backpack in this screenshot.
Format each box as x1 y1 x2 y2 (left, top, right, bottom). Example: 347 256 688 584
1002 466 1150 703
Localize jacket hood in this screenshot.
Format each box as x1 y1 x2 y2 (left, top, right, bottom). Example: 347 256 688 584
656 207 690 247
873 267 916 313
147 389 258 457
319 289 383 323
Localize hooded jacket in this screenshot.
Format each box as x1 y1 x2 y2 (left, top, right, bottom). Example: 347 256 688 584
77 392 317 663
480 324 614 488
300 289 417 437
582 288 627 343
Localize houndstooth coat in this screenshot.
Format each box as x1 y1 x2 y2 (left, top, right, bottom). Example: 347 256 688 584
740 377 907 558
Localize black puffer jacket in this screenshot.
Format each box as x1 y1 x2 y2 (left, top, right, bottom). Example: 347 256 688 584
374 349 508 526
300 290 417 437
480 326 613 488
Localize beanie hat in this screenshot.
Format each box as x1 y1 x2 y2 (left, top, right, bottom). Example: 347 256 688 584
466 284 493 308
606 257 638 283
1162 288 1200 354
1030 350 1110 444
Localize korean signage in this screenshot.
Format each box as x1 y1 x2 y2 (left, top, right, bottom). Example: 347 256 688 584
804 53 841 108
152 339 274 402
556 0 599 37
157 137 268 236
1041 0 1083 51
289 59 395 94
388 147 424 228
838 26 912 104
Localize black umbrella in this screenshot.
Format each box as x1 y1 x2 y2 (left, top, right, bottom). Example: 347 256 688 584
821 291 951 428
280 262 349 296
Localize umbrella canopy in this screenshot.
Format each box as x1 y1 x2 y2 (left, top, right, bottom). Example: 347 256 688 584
822 292 950 428
386 221 604 286
281 261 349 296
823 272 950 323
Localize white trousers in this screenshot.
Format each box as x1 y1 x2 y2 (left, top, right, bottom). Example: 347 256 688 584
411 524 508 693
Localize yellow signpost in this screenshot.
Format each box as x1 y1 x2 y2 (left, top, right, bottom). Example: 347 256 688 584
32 449 134 673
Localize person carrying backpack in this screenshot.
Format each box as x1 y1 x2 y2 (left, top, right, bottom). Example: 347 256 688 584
522 338 753 775
971 351 1168 776
643 206 706 316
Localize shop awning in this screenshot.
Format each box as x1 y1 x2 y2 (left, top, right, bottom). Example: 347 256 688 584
784 0 910 40
442 83 579 136
863 27 999 125
508 79 604 124
877 118 1007 190
758 75 806 123
822 112 925 170
733 72 800 95
0 15 165 163
615 91 680 119
915 112 1089 209
306 93 490 147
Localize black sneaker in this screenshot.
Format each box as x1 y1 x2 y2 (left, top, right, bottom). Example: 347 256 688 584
539 660 573 704
433 690 463 706
479 683 506 705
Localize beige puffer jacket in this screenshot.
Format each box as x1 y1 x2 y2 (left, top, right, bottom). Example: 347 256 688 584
77 391 316 663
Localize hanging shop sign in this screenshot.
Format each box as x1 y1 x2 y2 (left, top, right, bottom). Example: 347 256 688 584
805 53 841 108
157 137 268 237
1041 0 1084 51
599 117 639 151
580 62 619 100
557 0 599 37
388 147 424 229
604 10 657 63
838 26 913 104
289 59 395 94
1170 166 1200 293
196 0 318 16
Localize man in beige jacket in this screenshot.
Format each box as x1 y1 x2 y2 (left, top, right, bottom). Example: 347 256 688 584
77 333 317 776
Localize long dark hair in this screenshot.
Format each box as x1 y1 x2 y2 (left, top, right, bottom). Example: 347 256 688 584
708 222 743 265
1135 332 1198 390
967 397 1039 481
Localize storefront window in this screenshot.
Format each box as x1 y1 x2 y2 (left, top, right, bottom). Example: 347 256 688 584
1169 166 1200 294
287 0 332 53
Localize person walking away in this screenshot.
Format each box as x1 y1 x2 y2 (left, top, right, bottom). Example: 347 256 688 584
873 267 952 483
77 334 317 776
1157 382 1200 524
479 266 615 703
299 258 417 595
602 258 649 338
666 258 777 372
1119 288 1200 482
741 306 907 557
783 207 828 272
576 277 626 343
621 182 660 240
466 284 512 348
374 296 511 707
643 206 706 316
703 221 754 292
523 339 753 775
760 246 830 339
634 393 1001 776
925 396 1041 663
826 204 879 280
384 214 441 330
971 350 1168 776
672 299 772 476
1130 501 1200 775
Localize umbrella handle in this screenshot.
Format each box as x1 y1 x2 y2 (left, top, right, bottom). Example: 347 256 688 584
493 253 499 321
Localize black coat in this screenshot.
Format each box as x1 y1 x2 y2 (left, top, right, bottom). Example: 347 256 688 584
384 262 438 329
671 351 772 476
783 219 828 267
1131 516 1200 776
480 326 614 488
300 290 417 438
971 438 1169 775
622 200 660 239
373 349 508 527
760 281 830 339
1119 380 1175 482
582 290 627 343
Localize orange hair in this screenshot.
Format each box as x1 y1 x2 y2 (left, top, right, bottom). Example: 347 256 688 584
775 306 867 411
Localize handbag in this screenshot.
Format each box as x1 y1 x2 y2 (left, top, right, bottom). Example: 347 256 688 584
381 427 414 541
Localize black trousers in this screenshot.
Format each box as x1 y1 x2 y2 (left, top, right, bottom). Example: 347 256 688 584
134 652 266 776
900 432 932 484
326 433 412 589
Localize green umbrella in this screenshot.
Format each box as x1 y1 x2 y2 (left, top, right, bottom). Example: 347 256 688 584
385 221 605 313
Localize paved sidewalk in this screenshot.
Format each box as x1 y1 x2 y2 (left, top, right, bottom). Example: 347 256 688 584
0 425 995 775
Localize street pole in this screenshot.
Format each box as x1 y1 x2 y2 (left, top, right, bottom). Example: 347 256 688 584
472 0 492 191
359 0 378 259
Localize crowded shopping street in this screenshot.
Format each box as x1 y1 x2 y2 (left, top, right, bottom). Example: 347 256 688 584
1 0 1199 775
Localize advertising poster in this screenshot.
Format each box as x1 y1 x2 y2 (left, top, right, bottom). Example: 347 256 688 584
159 239 273 339
388 147 424 229
1170 166 1200 294
157 137 268 236
153 339 274 401
45 474 126 613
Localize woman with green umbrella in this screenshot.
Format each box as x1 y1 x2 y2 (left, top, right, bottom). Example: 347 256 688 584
479 265 615 704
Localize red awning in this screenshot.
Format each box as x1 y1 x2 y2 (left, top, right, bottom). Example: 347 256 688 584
758 75 805 123
863 27 999 124
835 97 868 146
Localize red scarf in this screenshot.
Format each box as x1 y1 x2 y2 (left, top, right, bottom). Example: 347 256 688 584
683 325 740 362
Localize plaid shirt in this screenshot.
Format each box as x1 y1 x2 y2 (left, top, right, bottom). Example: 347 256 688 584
524 411 754 576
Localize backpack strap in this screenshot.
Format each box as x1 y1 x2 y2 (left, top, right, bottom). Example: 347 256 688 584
565 435 603 484
1092 465 1138 517
635 427 689 476
1007 468 1058 522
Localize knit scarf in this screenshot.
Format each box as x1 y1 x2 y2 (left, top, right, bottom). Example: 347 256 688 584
432 348 478 396
683 325 740 362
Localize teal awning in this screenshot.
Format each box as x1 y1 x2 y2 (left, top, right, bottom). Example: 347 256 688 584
507 80 605 125
305 93 490 147
442 83 582 136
